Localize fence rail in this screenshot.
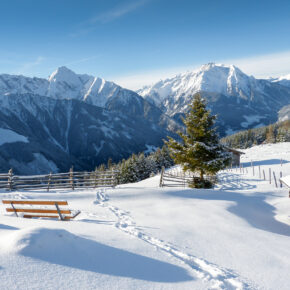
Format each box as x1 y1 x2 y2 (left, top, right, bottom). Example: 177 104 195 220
159 167 217 188
0 168 118 191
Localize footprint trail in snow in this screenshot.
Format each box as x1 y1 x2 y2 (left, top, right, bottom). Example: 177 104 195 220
95 189 254 290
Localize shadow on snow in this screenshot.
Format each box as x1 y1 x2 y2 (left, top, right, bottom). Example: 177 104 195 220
242 159 290 167
165 189 290 237
19 228 193 283
0 224 19 230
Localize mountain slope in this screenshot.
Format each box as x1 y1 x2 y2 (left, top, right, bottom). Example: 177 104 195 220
0 93 176 174
138 63 290 136
270 74 290 88
0 67 181 134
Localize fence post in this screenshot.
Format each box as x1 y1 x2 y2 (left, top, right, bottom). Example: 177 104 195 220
269 168 271 184
263 169 265 180
280 172 283 188
159 166 165 187
7 168 13 191
47 172 52 192
273 172 278 188
94 170 98 188
113 170 118 187
69 167 74 190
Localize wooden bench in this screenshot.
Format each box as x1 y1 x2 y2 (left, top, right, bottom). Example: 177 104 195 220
2 199 80 221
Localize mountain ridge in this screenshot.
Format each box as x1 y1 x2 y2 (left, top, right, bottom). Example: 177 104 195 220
137 63 290 135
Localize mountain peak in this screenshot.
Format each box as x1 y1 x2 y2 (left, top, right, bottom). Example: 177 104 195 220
138 63 256 107
48 66 78 83
197 63 242 74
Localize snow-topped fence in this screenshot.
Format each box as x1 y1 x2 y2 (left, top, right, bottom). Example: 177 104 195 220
280 175 290 197
227 160 287 190
159 166 217 188
0 168 118 191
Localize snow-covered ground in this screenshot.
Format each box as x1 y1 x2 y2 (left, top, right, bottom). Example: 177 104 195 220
0 143 290 289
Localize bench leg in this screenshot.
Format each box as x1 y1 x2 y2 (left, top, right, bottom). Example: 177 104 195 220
11 202 18 217
55 203 64 221
72 211 81 219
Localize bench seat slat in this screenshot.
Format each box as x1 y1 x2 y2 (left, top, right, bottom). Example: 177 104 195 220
2 200 68 205
23 214 73 220
6 208 71 214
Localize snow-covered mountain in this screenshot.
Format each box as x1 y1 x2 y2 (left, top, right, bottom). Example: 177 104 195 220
0 68 183 174
1 64 289 174
0 66 181 131
0 66 143 108
138 63 290 135
269 74 290 88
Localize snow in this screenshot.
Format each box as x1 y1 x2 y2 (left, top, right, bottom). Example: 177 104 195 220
0 142 290 289
281 175 290 187
0 66 136 109
240 115 263 128
137 63 261 109
225 128 237 136
270 74 290 88
0 128 28 146
144 144 157 154
93 141 105 155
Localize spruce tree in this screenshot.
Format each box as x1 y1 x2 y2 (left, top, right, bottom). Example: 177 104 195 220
166 93 231 188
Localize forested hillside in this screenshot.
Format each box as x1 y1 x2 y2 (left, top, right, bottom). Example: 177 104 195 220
221 120 290 149
97 145 174 184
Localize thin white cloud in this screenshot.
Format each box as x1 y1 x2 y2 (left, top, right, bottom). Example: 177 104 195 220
70 0 149 37
16 56 45 75
63 56 101 67
91 0 149 24
111 50 290 90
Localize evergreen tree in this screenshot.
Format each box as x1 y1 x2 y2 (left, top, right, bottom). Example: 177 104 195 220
166 93 231 188
266 124 276 143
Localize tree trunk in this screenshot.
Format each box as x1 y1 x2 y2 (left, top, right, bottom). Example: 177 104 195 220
200 170 204 181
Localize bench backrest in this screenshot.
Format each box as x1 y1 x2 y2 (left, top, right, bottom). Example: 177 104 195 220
2 199 74 220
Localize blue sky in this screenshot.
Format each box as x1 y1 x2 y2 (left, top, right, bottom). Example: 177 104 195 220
1 0 290 88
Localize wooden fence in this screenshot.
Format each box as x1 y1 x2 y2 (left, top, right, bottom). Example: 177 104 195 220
159 167 217 188
228 161 285 189
0 168 118 191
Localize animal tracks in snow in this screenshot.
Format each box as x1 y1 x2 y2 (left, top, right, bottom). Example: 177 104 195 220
95 189 254 290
